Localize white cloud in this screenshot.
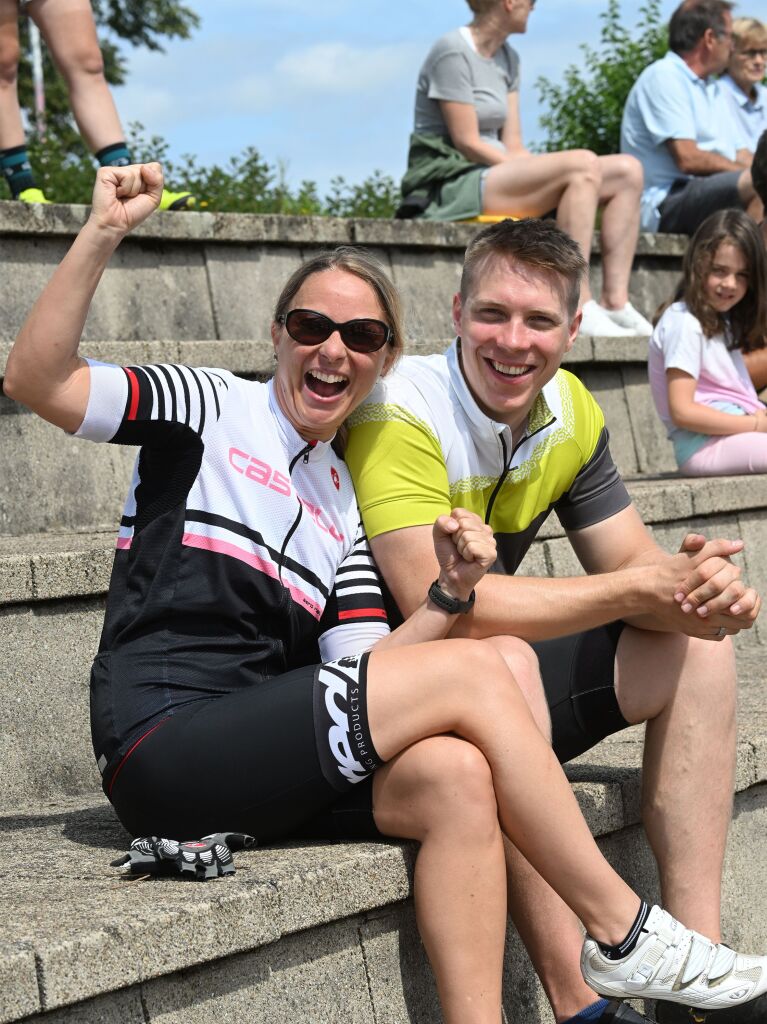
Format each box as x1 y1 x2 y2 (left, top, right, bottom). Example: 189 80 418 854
275 40 424 96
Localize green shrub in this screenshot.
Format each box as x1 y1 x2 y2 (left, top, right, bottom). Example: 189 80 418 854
535 0 668 155
19 123 398 218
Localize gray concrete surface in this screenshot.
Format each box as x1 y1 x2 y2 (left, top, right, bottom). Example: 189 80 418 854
0 204 686 346
2 776 765 1023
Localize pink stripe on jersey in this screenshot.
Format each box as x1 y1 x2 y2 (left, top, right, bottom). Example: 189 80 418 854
116 537 132 550
182 531 323 620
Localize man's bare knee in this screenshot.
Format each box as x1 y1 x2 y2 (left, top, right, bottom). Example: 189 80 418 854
485 636 550 738
616 628 736 723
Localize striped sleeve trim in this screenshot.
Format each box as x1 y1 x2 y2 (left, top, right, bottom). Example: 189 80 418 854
333 525 387 623
76 361 228 443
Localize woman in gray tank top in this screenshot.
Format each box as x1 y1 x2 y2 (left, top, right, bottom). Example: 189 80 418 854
406 0 652 338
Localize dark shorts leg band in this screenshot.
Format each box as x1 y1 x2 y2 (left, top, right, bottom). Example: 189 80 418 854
533 621 630 764
313 651 383 793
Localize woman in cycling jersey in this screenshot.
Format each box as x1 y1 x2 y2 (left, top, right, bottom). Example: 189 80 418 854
6 163 766 1024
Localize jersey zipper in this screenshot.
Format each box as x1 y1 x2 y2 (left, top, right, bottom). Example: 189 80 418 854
484 418 554 526
277 441 316 590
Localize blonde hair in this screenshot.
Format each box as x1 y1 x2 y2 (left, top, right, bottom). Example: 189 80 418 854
732 16 767 51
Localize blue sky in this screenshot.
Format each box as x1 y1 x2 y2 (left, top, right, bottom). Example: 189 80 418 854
112 0 681 193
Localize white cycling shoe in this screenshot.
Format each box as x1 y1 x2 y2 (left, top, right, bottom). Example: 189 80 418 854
581 906 767 1012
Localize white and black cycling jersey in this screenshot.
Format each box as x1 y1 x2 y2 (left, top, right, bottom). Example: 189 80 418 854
76 362 390 688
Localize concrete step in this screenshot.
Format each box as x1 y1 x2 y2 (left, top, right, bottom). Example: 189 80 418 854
0 334 677 536
1 689 764 1024
1 202 685 347
2 474 767 818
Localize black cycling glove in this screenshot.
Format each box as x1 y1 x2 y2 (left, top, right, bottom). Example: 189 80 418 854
111 832 256 881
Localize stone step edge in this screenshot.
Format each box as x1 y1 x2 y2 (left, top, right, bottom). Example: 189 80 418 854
3 474 765 607
0 335 651 382
0 200 688 256
3 763 766 1023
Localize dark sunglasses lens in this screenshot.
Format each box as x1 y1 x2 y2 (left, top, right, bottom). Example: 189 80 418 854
286 311 332 345
341 320 389 352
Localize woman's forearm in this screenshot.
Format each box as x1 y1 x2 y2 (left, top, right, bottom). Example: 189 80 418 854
4 218 123 429
452 136 508 166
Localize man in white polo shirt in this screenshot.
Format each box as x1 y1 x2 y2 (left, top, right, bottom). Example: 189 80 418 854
621 0 762 235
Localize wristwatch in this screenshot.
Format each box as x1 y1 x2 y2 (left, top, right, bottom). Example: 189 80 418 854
428 579 476 615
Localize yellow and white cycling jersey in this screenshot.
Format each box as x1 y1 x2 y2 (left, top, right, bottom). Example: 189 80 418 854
346 340 631 575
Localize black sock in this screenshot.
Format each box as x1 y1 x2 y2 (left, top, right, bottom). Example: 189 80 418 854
0 145 37 197
96 142 132 167
596 899 650 960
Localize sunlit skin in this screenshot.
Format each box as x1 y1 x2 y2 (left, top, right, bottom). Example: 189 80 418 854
710 12 734 76
451 256 581 439
270 269 395 442
703 241 750 314
728 40 767 98
507 0 534 35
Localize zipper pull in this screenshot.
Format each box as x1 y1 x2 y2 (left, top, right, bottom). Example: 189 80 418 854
303 439 317 464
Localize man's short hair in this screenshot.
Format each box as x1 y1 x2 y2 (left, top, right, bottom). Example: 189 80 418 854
460 218 586 318
752 130 767 208
669 0 734 54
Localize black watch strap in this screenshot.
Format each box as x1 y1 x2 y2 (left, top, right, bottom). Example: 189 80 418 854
428 579 476 615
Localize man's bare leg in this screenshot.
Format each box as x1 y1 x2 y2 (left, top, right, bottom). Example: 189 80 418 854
615 627 736 939
490 636 601 1022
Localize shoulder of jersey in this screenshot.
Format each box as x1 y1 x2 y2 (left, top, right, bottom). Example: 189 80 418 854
361 353 450 414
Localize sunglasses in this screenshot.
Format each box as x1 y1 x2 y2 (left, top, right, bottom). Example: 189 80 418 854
276 309 393 354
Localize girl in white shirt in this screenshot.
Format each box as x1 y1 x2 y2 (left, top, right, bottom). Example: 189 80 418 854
648 209 767 475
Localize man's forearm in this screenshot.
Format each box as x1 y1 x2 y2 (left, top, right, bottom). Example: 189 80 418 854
672 147 741 176
448 567 651 642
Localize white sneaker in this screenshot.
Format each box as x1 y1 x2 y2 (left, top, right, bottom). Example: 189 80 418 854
579 300 635 338
581 906 767 1012
600 302 654 337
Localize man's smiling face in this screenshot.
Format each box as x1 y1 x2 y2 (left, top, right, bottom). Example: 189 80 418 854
452 254 581 434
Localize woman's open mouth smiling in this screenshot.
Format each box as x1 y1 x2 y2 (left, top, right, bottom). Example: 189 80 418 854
305 369 349 398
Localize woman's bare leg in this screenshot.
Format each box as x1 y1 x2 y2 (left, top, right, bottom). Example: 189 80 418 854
366 640 640 942
0 0 25 149
373 736 507 1024
596 154 643 310
483 150 602 302
30 0 124 151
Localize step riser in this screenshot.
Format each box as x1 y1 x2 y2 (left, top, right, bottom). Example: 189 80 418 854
1 598 105 811
8 784 766 1024
1 225 683 346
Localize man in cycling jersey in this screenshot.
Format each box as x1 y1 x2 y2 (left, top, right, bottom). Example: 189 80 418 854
345 217 763 1024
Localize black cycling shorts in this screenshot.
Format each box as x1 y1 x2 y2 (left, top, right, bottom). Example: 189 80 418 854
104 623 629 844
295 622 632 838
104 652 384 844
532 620 630 763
